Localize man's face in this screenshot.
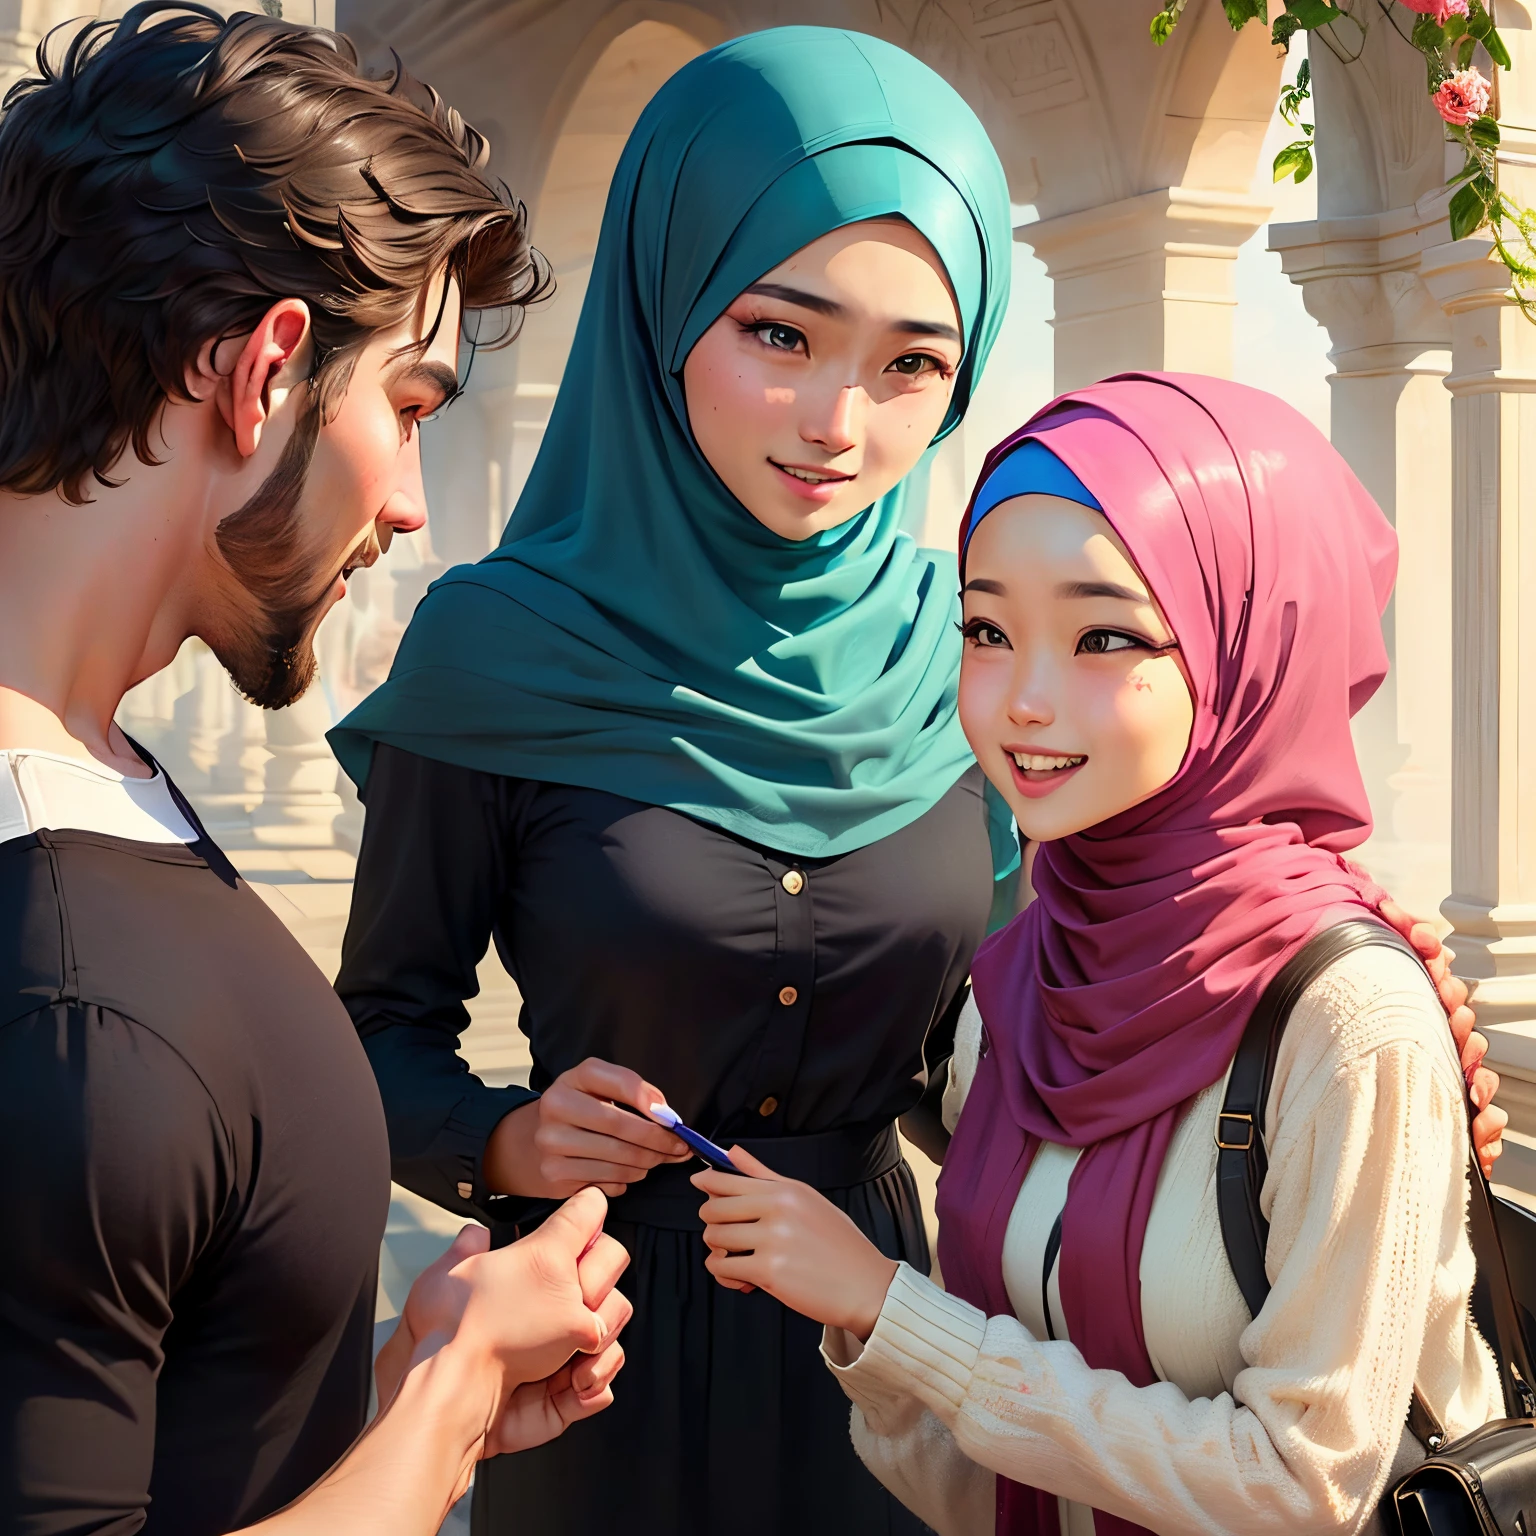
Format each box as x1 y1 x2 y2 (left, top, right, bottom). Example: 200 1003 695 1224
207 278 460 708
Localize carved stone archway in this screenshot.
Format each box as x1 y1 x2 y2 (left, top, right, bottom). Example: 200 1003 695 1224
341 0 1285 544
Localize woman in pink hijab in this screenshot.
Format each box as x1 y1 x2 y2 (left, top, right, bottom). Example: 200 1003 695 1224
691 374 1504 1534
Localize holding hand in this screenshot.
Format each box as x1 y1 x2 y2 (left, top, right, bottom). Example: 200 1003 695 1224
693 1148 898 1343
485 1057 691 1199
375 1187 633 1468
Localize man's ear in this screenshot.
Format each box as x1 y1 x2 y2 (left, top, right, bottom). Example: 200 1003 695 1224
195 299 313 460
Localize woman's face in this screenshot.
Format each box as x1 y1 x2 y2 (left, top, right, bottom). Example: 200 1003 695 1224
682 219 963 541
958 494 1195 843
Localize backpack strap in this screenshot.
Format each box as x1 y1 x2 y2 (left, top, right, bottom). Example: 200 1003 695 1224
1216 919 1448 1448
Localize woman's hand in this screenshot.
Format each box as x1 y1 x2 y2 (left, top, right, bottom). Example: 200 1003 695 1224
484 1057 691 1199
693 1147 898 1341
1378 897 1508 1176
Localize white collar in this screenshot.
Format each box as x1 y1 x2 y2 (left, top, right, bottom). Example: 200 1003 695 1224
0 747 199 847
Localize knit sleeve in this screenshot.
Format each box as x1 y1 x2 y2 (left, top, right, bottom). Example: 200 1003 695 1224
821 1316 994 1536
828 949 1502 1536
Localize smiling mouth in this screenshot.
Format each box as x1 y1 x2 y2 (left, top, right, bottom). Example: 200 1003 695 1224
1012 752 1087 773
769 460 854 486
1007 750 1088 799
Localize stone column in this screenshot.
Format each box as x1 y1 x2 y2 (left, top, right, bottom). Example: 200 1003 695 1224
1020 187 1272 391
211 694 268 796
1270 207 1453 922
248 683 344 847
1418 233 1536 1168
0 0 36 99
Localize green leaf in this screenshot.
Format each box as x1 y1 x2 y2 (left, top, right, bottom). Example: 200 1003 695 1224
1273 142 1315 184
1272 11 1302 46
1483 23 1512 67
1458 33 1478 65
1470 114 1501 148
1446 13 1469 39
1283 0 1344 26
1410 12 1447 49
1221 0 1267 27
1298 56 1311 88
1449 179 1491 240
1150 0 1189 39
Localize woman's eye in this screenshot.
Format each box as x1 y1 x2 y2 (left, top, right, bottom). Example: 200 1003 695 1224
1077 629 1141 656
888 353 939 377
961 619 1009 649
750 323 806 353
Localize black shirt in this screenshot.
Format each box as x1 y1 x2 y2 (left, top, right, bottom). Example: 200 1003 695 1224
337 745 993 1229
0 828 390 1535
337 747 993 1536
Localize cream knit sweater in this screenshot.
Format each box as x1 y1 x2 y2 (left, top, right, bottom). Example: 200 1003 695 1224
822 943 1502 1536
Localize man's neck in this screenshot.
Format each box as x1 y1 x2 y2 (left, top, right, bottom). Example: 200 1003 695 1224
0 472 207 777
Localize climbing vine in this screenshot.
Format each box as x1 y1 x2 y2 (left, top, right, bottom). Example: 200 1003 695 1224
1149 0 1536 310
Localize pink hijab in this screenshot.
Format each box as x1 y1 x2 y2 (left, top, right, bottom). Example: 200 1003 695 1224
934 374 1397 1536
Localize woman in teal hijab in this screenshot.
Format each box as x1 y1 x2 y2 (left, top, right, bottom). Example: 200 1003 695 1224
333 25 1012 1535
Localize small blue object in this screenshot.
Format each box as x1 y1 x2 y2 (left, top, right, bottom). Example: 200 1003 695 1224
649 1103 741 1173
963 440 1103 567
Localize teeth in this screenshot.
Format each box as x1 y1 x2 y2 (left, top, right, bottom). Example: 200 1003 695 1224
1013 752 1085 772
781 465 839 484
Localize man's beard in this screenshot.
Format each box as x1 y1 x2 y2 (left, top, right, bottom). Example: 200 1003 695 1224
210 401 335 711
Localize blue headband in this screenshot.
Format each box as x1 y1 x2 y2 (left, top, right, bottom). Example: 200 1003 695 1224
962 440 1102 562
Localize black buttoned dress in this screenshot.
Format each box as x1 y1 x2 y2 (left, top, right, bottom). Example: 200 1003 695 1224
336 744 994 1536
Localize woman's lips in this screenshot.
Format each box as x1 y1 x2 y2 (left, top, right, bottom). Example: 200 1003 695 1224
770 459 852 504
1007 753 1087 800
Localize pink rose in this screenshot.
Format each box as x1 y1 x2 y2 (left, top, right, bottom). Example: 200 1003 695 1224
1434 67 1493 126
1402 0 1470 21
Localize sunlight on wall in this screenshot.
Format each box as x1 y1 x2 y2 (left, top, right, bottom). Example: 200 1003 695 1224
1233 43 1332 435
919 44 1333 552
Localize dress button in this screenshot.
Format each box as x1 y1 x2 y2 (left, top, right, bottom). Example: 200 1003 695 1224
781 869 805 895
758 1096 779 1117
778 985 798 1006
456 1181 473 1200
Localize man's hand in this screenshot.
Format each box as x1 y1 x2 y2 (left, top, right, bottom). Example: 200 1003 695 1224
374 1187 633 1445
1378 897 1507 1176
484 1058 691 1199
485 1349 628 1458
242 1193 632 1536
693 1148 898 1342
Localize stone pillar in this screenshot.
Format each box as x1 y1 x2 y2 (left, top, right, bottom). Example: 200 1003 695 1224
1418 234 1536 1169
0 0 36 99
210 694 268 797
1270 208 1453 922
248 682 344 847
1020 187 1271 391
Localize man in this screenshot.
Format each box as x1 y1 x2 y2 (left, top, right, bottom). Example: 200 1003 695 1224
0 7 628 1532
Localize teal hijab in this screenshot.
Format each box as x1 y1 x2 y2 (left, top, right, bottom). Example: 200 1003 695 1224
331 26 1016 869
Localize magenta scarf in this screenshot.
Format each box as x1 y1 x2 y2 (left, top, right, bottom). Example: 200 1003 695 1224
934 373 1398 1536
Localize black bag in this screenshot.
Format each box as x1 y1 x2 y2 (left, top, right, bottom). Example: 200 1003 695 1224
1216 920 1536 1535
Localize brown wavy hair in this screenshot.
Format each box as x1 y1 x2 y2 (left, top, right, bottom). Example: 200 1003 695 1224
0 3 550 504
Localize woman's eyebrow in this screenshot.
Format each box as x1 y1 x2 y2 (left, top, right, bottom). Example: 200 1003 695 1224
893 317 961 344
961 577 1006 595
745 281 844 317
745 282 960 344
1055 578 1148 603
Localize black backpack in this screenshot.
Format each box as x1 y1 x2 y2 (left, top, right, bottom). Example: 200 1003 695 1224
1220 920 1536 1534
